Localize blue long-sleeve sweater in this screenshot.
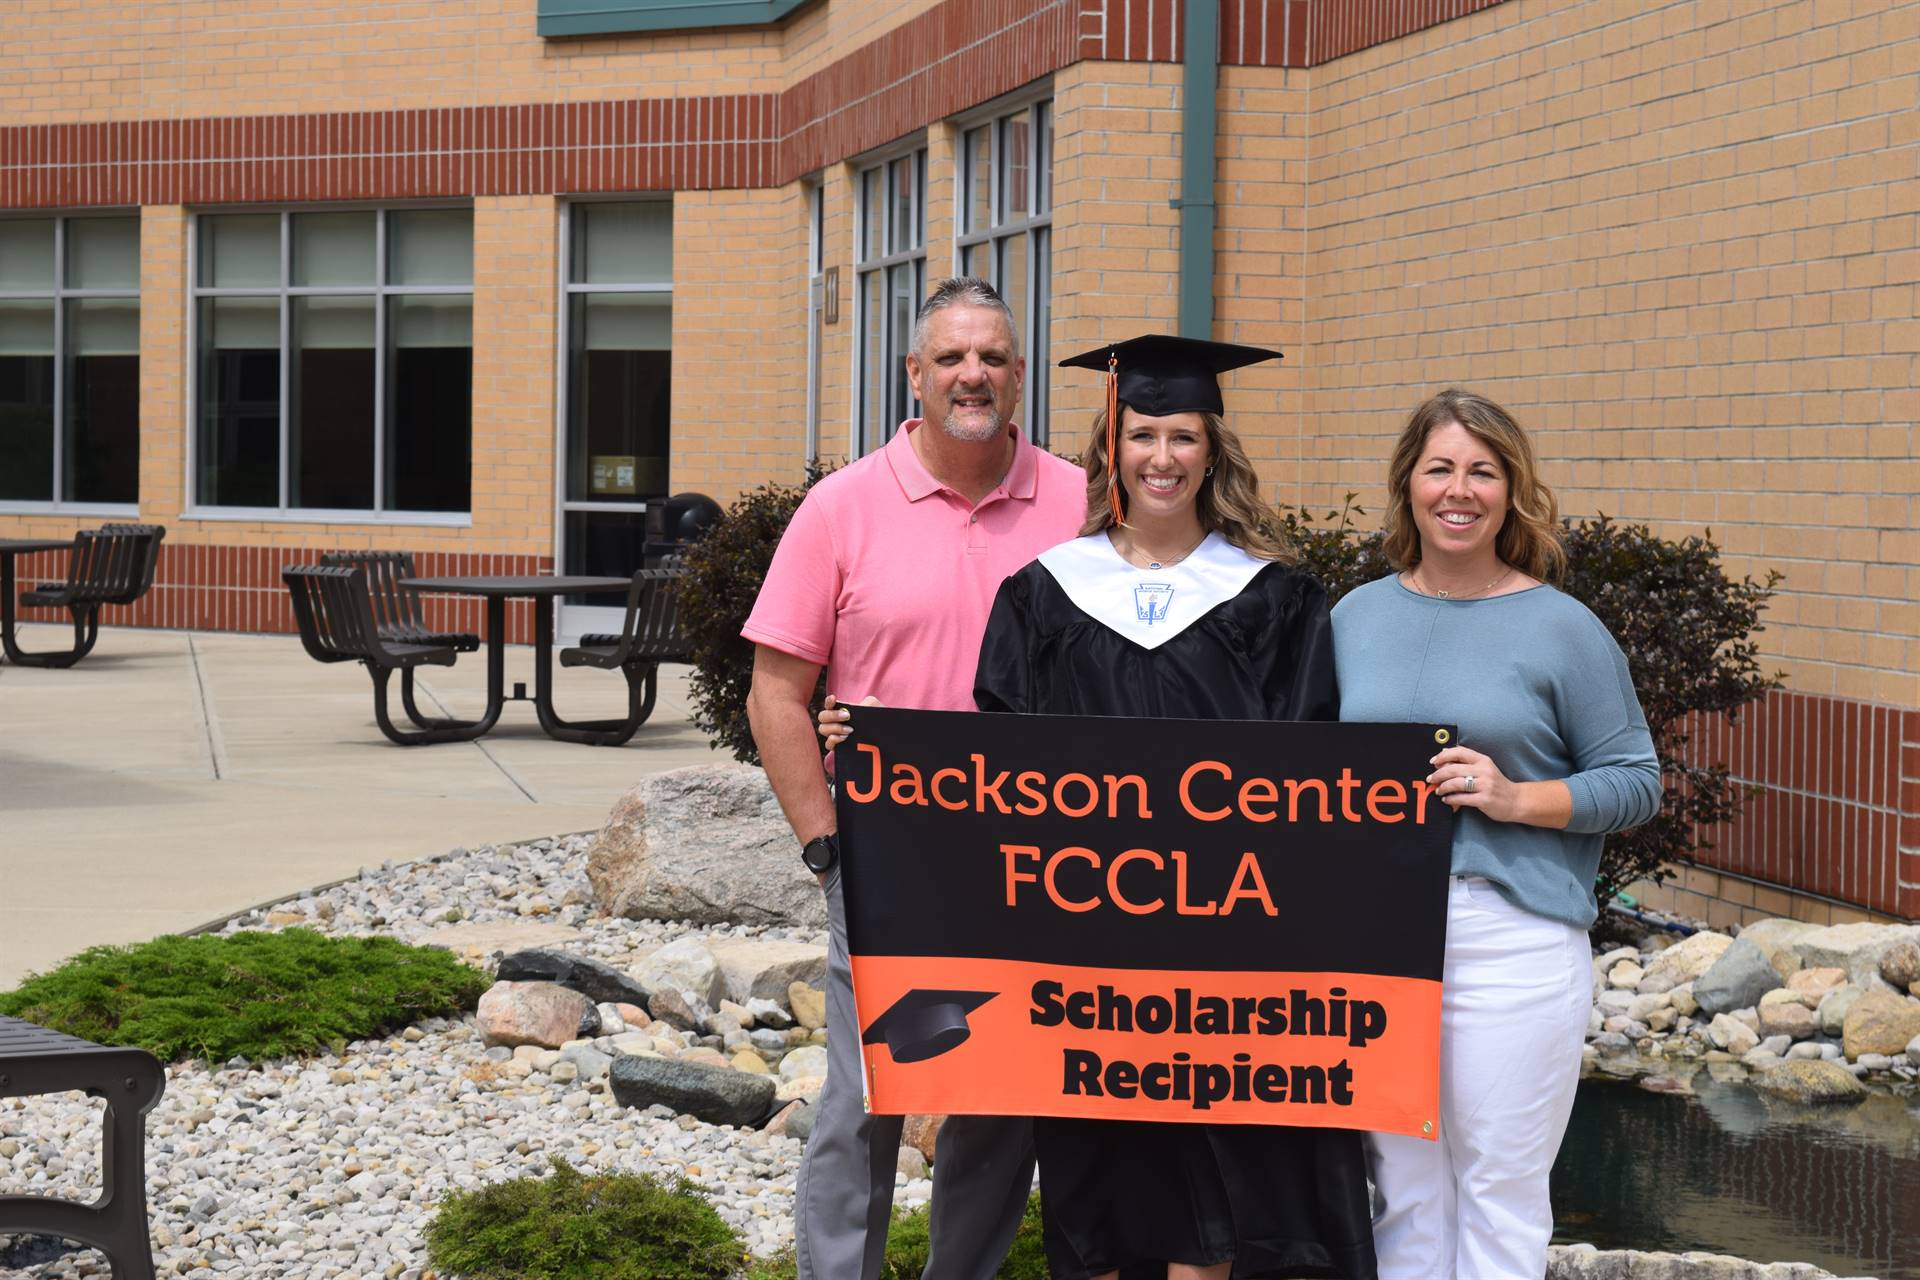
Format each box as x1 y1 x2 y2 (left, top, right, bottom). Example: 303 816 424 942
1332 576 1662 929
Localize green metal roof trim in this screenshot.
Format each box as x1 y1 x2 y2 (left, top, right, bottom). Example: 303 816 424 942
538 0 811 37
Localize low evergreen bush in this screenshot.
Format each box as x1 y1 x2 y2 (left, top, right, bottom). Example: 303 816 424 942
426 1158 742 1280
0 928 488 1063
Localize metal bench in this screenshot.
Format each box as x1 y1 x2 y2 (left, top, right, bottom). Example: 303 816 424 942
282 564 494 746
556 564 690 746
0 1015 166 1280
6 524 165 668
317 550 480 732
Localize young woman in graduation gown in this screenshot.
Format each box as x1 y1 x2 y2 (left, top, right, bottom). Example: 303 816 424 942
973 336 1377 1280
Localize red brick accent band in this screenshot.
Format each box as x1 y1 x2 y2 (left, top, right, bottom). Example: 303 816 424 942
0 0 1512 209
1687 693 1920 921
8 545 553 647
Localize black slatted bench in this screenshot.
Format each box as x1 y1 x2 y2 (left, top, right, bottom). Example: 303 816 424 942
318 550 480 732
5 524 165 668
557 563 690 746
0 1015 165 1280
283 564 494 745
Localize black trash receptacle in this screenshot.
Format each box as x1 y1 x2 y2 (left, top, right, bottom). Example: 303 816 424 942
643 492 722 568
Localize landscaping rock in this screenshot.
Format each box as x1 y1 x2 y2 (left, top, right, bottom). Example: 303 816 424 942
747 996 794 1029
608 1053 777 1128
901 1114 945 1163
1840 989 1920 1060
1817 984 1863 1037
420 920 583 964
1669 983 1698 1016
763 1099 807 1137
1784 967 1847 1003
493 947 651 1008
1756 1000 1816 1041
1642 931 1733 987
1880 940 1920 989
897 1146 929 1180
1694 939 1778 1016
648 984 715 1033
1908 1031 1920 1066
780 1045 830 1083
789 981 828 1030
1735 918 1821 979
1791 922 1920 990
1706 1013 1758 1056
587 763 827 927
1748 1058 1868 1105
709 938 830 1005
475 980 595 1050
638 936 724 1006
786 1101 818 1144
1607 960 1644 989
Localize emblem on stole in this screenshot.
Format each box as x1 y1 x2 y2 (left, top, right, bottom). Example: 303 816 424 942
1133 582 1174 625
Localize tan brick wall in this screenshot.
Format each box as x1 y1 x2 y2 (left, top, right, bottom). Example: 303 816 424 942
1299 0 1920 709
469 195 560 551
0 0 947 123
137 206 189 524
671 186 811 497
1628 864 1903 931
813 162 858 467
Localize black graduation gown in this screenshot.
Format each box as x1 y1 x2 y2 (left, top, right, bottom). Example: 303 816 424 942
973 533 1378 1280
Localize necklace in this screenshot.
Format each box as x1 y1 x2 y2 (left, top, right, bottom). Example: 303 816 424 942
1115 529 1207 571
1408 563 1514 600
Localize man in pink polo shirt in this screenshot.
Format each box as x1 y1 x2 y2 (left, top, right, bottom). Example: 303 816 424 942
745 278 1085 1280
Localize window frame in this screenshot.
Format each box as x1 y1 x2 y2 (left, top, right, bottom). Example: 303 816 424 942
0 211 142 516
851 144 928 458
954 95 1054 445
185 202 475 525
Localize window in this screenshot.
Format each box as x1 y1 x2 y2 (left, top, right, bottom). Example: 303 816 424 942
853 148 926 456
957 100 1053 443
192 208 473 515
559 201 673 584
0 215 140 509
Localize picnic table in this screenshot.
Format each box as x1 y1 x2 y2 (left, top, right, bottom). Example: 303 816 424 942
0 538 73 665
398 574 634 745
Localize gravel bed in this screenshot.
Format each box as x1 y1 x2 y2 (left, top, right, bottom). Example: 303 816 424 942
0 835 930 1278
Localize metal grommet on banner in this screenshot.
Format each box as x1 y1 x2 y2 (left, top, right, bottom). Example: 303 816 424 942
1422 1120 1434 1135
1433 728 1451 745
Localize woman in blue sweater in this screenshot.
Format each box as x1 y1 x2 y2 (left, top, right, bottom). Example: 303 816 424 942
1332 389 1661 1279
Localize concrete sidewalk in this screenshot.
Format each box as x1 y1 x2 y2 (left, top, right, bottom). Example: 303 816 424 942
0 622 724 988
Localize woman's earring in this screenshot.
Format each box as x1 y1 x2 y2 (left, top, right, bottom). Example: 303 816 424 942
1205 465 1215 476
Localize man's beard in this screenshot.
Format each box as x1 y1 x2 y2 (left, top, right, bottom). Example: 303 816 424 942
937 399 1005 442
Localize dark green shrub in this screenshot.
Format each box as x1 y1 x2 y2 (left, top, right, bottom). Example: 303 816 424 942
0 929 488 1063
1275 503 1781 906
741 1192 1047 1280
1558 516 1782 904
426 1158 742 1280
677 466 832 766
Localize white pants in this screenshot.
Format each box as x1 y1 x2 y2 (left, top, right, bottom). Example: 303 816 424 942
1368 876 1590 1280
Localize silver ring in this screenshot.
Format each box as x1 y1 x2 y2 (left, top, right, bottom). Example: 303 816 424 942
1463 775 1476 792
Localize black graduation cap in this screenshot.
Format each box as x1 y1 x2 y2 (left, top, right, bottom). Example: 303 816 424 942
1059 333 1283 418
1060 334 1283 524
861 988 998 1064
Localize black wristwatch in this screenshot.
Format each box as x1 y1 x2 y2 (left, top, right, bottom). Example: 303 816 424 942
801 832 840 874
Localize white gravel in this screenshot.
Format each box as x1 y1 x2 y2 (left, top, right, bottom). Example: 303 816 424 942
0 834 930 1278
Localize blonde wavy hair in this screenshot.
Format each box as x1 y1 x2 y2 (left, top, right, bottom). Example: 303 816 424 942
1381 388 1565 581
1080 407 1294 562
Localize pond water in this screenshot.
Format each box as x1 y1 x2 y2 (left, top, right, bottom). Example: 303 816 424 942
1552 1074 1920 1278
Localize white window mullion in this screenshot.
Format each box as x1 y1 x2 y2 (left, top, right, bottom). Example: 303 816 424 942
277 211 291 512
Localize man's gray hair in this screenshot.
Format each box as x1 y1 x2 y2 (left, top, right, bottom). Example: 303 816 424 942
911 276 1020 356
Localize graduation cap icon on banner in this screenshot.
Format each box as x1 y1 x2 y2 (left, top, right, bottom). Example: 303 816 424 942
862 989 998 1064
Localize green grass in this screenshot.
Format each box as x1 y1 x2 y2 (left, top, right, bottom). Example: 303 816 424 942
0 928 489 1064
739 1192 1048 1280
426 1158 744 1280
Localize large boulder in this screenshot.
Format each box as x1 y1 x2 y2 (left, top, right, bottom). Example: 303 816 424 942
1748 1058 1868 1105
1841 989 1920 1060
710 938 829 1005
587 764 826 927
1547 1243 1855 1277
1641 931 1733 988
495 948 650 1008
476 981 595 1049
1693 939 1778 1016
1816 985 1864 1037
1789 922 1920 990
608 1054 777 1128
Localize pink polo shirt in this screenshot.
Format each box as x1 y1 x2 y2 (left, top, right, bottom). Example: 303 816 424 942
743 420 1086 713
